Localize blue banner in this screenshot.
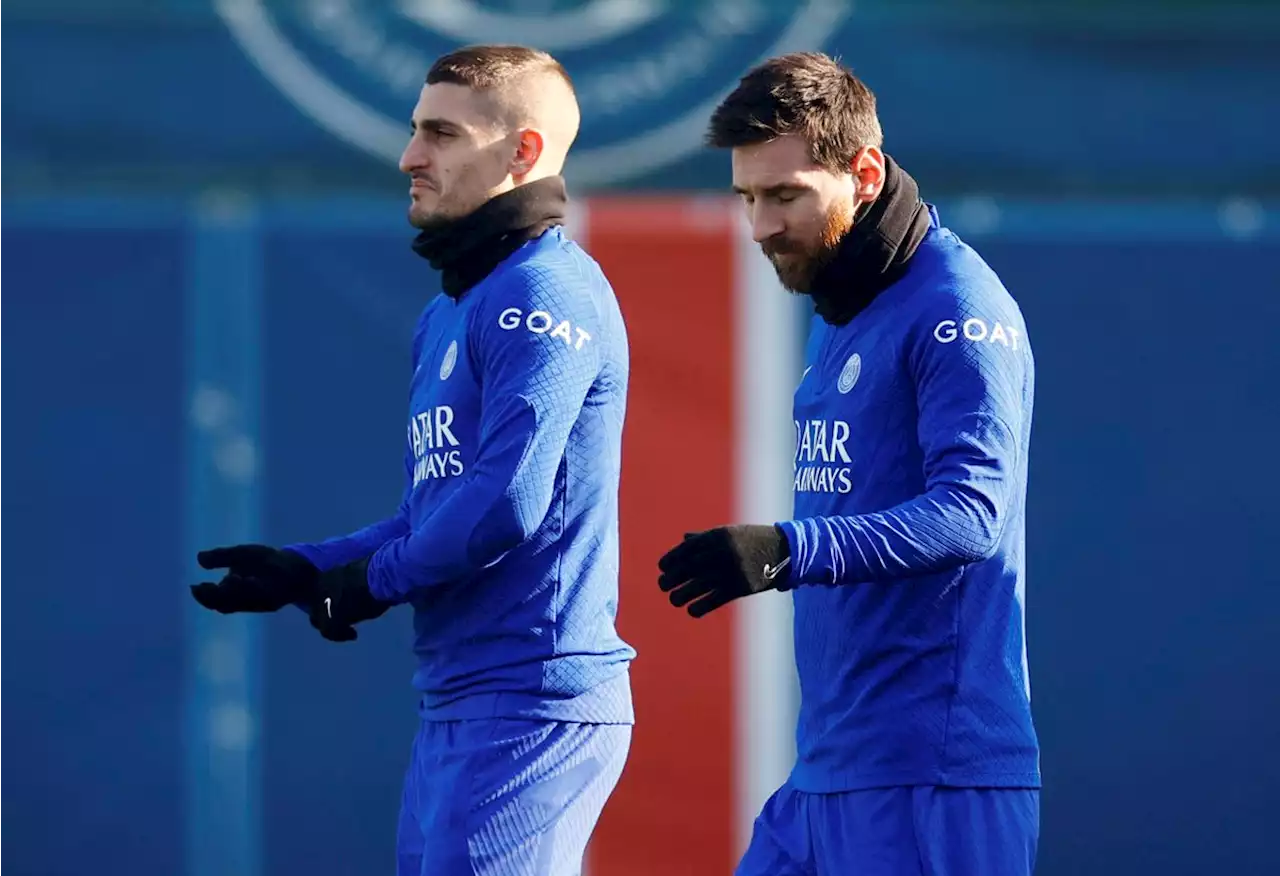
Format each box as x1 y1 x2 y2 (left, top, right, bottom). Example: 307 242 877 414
3 1 1277 193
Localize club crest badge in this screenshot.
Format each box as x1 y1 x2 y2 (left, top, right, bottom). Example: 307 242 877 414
440 340 458 380
837 353 861 394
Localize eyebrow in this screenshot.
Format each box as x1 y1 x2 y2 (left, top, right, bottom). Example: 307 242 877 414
731 183 808 197
411 117 464 135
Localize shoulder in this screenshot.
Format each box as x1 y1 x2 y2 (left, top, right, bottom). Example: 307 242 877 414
480 231 601 318
900 225 1030 358
468 232 608 360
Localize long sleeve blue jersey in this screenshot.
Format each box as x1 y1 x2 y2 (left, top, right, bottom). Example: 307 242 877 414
776 208 1040 792
288 228 635 724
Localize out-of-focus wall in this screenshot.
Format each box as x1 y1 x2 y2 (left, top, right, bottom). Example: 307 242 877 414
6 195 1278 876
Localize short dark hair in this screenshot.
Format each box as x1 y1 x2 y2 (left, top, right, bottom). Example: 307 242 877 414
706 52 883 174
427 44 575 96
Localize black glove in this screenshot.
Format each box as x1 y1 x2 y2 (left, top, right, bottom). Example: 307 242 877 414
191 544 317 614
307 558 391 643
657 524 792 618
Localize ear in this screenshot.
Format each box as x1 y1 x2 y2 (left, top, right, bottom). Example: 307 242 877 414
511 129 545 180
851 145 886 202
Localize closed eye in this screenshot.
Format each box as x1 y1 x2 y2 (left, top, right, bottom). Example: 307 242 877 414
732 185 806 204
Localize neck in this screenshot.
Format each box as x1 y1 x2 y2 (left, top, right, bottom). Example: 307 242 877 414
411 176 569 298
808 156 932 325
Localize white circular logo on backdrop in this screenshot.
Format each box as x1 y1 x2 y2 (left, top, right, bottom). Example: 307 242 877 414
214 0 847 187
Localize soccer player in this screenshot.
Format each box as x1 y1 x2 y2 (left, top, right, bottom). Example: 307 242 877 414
191 45 636 876
656 52 1039 875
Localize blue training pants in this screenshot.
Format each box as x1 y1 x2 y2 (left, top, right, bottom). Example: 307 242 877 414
736 782 1039 876
396 718 631 876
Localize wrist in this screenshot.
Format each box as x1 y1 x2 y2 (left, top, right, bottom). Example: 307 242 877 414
772 522 800 591
361 552 401 604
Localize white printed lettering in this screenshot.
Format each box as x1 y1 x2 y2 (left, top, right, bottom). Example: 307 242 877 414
526 311 553 333
549 320 574 345
813 420 828 463
434 405 457 447
495 307 594 350
933 318 1022 351
831 420 852 464
498 307 522 330
793 418 855 494
793 465 854 495
413 450 464 486
408 405 465 487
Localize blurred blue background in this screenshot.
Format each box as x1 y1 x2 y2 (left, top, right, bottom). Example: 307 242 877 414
4 2 1279 875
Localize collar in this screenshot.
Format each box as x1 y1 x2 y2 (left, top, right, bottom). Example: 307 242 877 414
808 156 933 326
410 175 569 299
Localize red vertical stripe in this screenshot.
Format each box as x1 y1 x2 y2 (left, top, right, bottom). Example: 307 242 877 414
585 198 739 876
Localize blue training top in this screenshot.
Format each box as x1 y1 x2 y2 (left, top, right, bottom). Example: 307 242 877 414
290 227 635 724
777 208 1040 792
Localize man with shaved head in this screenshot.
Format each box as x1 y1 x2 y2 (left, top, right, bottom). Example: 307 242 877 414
190 45 636 876
401 44 583 230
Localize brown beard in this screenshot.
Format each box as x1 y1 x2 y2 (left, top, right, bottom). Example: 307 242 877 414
762 201 855 294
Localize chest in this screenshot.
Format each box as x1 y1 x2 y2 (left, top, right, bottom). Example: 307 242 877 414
406 303 481 477
793 318 911 448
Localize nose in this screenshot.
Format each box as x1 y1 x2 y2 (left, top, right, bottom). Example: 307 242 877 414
751 205 784 244
399 136 427 175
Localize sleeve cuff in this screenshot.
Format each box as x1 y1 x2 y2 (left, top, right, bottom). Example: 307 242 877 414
365 550 400 604
282 543 325 569
774 520 804 591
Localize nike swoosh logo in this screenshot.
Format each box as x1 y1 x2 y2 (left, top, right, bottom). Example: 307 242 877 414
763 557 791 581
324 597 332 618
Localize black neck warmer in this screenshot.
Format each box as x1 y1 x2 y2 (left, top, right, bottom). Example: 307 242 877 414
410 175 569 299
808 156 932 325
